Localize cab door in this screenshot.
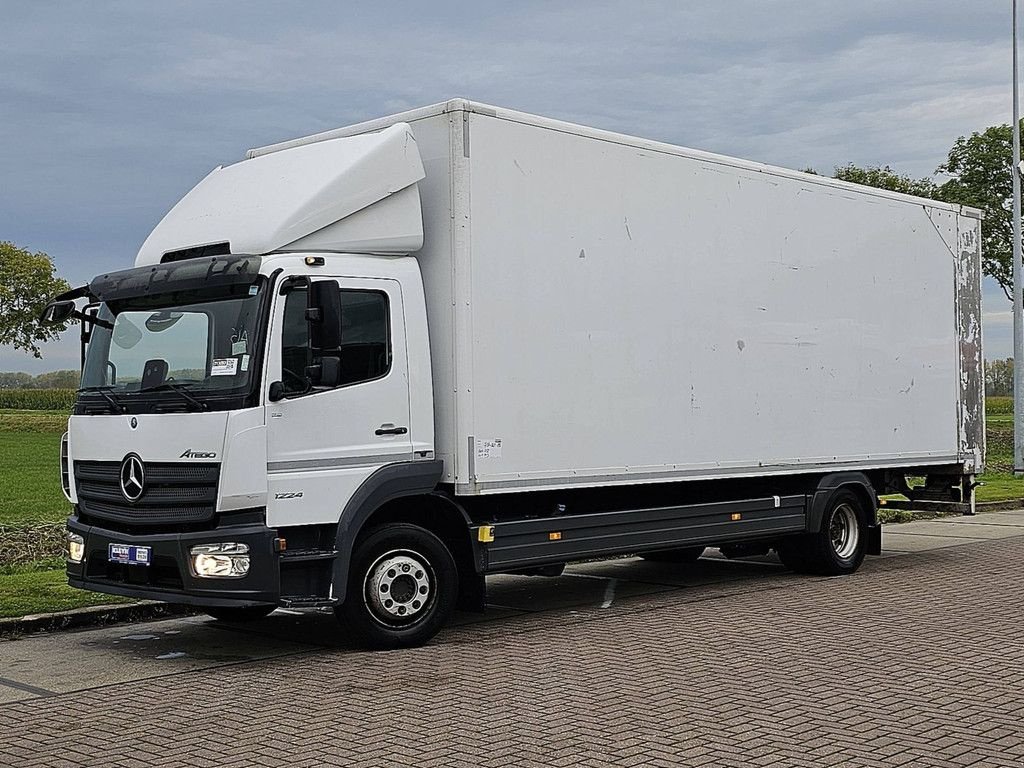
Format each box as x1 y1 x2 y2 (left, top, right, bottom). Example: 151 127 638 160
265 276 412 527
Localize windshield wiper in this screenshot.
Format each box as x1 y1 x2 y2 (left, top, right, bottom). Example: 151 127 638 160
77 386 126 414
144 382 209 411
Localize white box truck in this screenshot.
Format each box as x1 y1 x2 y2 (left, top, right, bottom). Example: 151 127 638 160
42 99 984 648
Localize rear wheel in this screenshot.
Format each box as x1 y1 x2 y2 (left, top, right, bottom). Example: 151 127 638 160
205 605 275 622
337 523 458 650
640 546 706 564
777 489 868 575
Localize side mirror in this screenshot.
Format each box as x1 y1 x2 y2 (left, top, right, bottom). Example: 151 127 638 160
40 300 76 324
268 381 286 402
306 280 341 352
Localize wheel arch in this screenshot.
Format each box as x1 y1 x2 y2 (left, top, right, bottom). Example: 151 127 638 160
807 472 878 533
331 461 480 605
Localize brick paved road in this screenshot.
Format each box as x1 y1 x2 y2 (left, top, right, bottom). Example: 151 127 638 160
2 536 1023 767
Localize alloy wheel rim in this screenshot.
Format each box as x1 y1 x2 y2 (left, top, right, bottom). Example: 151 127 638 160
364 549 434 626
829 503 860 560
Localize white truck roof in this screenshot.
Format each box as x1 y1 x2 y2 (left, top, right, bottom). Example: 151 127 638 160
135 122 425 266
247 98 979 219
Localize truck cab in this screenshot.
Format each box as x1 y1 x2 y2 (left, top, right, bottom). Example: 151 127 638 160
46 123 469 647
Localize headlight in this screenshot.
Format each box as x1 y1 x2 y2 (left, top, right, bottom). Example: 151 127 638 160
190 542 250 578
68 532 85 563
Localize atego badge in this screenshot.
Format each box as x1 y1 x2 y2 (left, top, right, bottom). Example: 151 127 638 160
119 454 145 502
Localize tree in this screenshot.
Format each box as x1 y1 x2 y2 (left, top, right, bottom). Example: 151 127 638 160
936 123 1020 299
33 369 80 389
829 122 1024 298
833 164 939 199
0 372 33 390
0 241 70 357
986 357 1014 397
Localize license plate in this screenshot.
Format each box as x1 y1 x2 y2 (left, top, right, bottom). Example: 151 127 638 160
108 544 152 566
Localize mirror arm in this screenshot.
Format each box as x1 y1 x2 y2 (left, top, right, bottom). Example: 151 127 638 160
71 309 112 329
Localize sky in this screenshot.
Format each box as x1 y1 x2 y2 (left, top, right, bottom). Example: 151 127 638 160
0 0 1016 372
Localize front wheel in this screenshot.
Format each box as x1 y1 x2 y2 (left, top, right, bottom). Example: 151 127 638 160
777 489 868 575
337 523 458 650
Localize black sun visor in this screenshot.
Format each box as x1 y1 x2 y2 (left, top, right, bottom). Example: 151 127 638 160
88 254 262 303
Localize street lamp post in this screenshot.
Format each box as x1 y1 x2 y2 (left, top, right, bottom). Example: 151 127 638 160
1014 0 1024 476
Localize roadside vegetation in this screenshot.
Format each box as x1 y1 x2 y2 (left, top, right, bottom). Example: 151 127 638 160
0 388 76 411
0 561 132 619
976 396 1018 500
0 415 69 525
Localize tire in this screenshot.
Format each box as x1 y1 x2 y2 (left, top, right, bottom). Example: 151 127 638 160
640 546 706 564
336 523 459 650
777 488 867 576
205 605 276 622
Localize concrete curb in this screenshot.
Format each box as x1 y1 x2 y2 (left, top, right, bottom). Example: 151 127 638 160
0 601 197 638
972 499 1024 513
883 499 1024 517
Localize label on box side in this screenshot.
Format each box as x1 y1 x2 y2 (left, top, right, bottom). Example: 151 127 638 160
476 438 502 460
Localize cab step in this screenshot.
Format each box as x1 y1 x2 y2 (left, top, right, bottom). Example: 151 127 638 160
279 595 339 608
279 548 337 563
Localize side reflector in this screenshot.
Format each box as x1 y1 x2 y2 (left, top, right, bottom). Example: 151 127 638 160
548 532 562 541
730 513 742 521
477 526 495 543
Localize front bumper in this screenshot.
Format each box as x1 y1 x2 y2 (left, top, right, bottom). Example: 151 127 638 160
67 514 279 608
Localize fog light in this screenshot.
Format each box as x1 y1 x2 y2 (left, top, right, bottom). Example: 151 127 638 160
67 532 85 563
190 543 250 578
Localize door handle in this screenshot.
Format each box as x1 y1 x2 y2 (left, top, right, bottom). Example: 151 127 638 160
375 425 408 436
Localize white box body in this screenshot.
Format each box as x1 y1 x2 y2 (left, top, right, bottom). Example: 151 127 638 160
250 101 984 496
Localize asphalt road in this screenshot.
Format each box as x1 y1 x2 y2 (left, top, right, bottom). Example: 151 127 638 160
1 511 1023 766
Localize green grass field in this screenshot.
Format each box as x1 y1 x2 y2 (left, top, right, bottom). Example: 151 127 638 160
0 408 124 617
0 410 70 526
975 396 1023 501
0 562 131 619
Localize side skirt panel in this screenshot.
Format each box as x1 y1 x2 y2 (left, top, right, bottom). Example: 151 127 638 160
480 495 807 572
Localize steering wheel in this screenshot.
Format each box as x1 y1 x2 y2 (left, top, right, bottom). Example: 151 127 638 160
281 368 307 390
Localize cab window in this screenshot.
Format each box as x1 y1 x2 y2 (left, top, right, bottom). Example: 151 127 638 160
280 286 391 395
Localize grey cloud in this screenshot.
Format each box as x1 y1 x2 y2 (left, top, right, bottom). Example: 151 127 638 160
0 1 1014 371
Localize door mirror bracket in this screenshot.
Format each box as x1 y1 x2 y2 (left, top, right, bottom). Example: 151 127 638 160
308 280 342 353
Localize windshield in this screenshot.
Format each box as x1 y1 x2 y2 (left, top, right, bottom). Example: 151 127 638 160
80 283 264 410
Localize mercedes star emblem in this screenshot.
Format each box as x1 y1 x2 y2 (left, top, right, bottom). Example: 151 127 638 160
119 454 145 502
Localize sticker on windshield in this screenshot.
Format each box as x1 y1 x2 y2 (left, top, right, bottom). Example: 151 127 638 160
211 358 238 376
231 340 247 355
240 354 250 372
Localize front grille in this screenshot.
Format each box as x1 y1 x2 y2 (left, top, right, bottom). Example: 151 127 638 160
74 460 220 526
